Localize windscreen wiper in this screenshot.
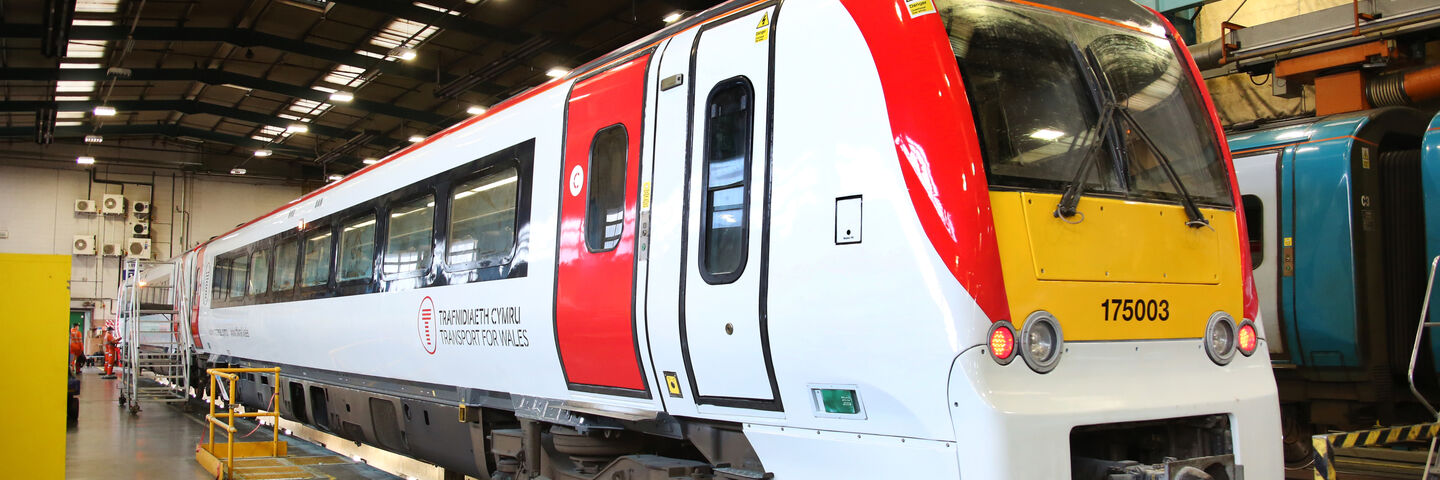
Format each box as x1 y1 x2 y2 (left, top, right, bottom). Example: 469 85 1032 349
1112 107 1211 229
1053 41 1119 220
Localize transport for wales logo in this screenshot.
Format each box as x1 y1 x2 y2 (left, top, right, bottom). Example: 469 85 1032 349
417 296 530 353
418 296 437 354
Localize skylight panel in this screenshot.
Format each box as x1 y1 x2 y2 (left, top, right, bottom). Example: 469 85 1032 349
75 0 119 13
413 2 461 15
65 40 108 58
322 64 366 87
55 81 96 93
56 121 84 126
56 112 87 119
370 19 438 50
71 19 115 26
60 63 102 69
55 95 91 101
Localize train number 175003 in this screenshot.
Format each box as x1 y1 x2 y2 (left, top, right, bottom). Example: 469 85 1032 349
1101 298 1170 322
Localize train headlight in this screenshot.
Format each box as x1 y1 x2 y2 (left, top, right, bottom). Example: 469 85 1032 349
987 321 1017 366
1236 320 1258 357
1204 312 1238 365
1020 311 1064 374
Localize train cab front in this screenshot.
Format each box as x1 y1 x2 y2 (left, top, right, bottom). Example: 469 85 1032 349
934 0 1282 478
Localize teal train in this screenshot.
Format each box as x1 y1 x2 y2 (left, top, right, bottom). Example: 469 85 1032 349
1227 107 1440 461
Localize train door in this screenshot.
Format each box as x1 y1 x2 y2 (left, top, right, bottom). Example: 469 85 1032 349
1234 150 1286 356
679 6 780 408
554 54 653 395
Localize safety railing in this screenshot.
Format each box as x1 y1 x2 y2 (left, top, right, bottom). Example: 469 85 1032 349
199 367 284 478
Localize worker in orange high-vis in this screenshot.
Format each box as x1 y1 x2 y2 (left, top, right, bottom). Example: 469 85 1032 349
101 326 121 378
69 325 84 374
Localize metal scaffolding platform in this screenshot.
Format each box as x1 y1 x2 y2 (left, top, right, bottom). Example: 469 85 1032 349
118 257 192 414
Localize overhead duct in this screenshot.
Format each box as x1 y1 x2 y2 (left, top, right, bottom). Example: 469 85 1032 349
1366 65 1440 107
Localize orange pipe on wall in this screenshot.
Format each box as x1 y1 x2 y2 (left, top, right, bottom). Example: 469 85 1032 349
1404 64 1440 103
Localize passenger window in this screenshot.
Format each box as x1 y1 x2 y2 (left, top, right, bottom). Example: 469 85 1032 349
448 169 519 265
339 216 377 282
273 239 298 292
384 196 435 275
249 249 270 295
229 254 250 298
585 125 628 251
1242 195 1264 269
212 259 230 301
700 79 753 282
301 231 332 287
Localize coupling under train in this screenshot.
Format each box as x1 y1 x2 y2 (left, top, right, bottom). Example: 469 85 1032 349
159 0 1283 478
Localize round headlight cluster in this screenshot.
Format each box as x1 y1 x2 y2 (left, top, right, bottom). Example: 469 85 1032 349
1204 312 1238 365
988 321 1017 366
1021 311 1064 373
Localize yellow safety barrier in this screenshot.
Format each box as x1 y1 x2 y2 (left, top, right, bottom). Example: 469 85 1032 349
195 367 287 479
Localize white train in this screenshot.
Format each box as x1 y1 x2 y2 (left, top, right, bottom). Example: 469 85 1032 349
167 0 1283 478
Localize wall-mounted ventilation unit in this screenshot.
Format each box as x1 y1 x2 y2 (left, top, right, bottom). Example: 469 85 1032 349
72 235 96 255
130 200 150 219
101 194 125 215
128 221 150 237
74 199 97 214
101 243 123 256
126 238 151 259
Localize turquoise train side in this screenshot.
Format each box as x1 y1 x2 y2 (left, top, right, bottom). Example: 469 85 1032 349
1227 107 1435 434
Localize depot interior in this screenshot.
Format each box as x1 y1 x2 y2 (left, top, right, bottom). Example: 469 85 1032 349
3 0 1440 479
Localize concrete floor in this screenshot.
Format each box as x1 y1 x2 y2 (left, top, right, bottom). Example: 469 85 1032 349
65 367 404 479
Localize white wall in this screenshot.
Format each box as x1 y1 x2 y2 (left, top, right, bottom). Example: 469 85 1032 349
0 164 301 339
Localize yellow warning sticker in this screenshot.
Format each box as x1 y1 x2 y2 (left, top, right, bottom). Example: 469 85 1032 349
755 12 770 43
755 29 768 43
906 0 936 17
1284 237 1293 247
757 12 769 29
641 182 652 209
664 372 682 397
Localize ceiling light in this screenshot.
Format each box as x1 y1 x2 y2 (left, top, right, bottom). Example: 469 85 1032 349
328 174 344 182
59 63 102 69
329 91 354 102
92 105 116 116
466 105 487 115
71 19 114 26
56 121 83 126
408 134 425 143
55 95 90 101
76 156 95 165
395 47 417 61
230 168 247 175
362 158 379 165
546 67 569 78
663 12 683 23
253 149 272 157
84 135 103 143
286 124 308 133
1028 128 1065 141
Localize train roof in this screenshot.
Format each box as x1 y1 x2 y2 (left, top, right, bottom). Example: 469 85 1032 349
1225 108 1426 156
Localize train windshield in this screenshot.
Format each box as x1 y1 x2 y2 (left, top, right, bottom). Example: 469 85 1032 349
939 0 1233 207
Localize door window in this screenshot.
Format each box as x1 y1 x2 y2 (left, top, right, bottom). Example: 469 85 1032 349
700 78 754 283
586 125 628 252
1242 194 1263 269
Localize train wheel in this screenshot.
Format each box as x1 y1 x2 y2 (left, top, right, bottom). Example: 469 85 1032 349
1281 405 1314 469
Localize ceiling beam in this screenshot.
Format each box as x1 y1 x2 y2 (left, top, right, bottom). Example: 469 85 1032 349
0 24 510 95
0 68 450 125
0 123 312 154
0 99 402 148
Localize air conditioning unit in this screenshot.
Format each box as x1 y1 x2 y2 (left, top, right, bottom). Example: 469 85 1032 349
126 238 151 259
74 199 97 214
130 200 150 219
127 220 150 237
101 243 123 256
100 194 126 215
72 235 96 255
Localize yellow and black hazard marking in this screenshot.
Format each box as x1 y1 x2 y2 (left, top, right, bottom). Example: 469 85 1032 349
1312 422 1440 480
754 12 769 43
664 371 682 398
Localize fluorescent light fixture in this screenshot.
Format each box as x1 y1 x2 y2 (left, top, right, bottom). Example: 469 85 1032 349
59 62 102 69
546 67 569 78
408 134 425 143
1028 128 1065 141
328 174 344 182
253 149 273 157
84 135 103 143
329 91 354 102
92 105 116 116
663 12 683 23
230 168 247 175
286 124 308 133
362 158 379 165
76 156 95 165
466 105 487 115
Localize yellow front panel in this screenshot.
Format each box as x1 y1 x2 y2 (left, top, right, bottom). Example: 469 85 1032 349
991 192 1243 341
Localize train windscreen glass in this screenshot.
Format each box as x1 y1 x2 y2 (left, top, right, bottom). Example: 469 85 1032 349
940 0 1232 207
